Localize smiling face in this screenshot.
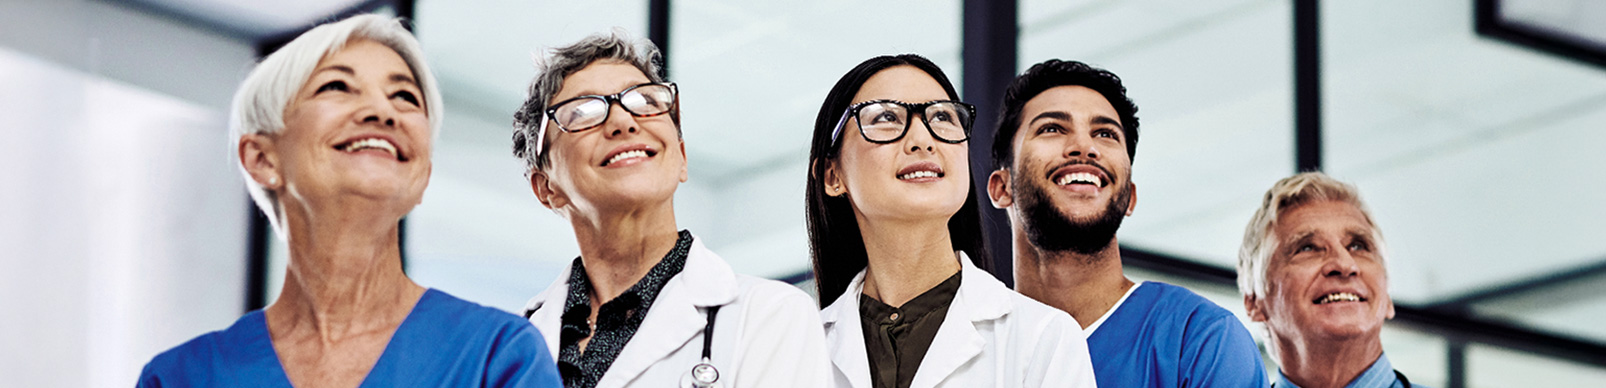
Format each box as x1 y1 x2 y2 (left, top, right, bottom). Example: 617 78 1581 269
531 60 687 216
260 39 431 217
824 65 969 223
1251 199 1394 344
991 85 1135 254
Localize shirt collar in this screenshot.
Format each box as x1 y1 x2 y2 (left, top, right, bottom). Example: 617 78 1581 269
1276 352 1398 388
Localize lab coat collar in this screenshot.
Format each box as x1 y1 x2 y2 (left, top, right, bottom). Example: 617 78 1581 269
820 251 1006 388
523 233 740 386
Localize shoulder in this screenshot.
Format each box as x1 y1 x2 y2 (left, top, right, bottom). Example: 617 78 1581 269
140 312 271 386
1135 282 1239 323
415 289 545 340
732 274 819 315
141 330 224 380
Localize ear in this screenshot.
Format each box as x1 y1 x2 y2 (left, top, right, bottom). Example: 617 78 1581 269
1244 293 1269 322
528 170 567 210
819 159 847 197
987 169 1013 209
239 133 281 189
1124 181 1138 216
678 140 689 183
1384 295 1396 320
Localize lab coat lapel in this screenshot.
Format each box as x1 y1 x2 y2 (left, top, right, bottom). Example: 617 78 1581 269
909 254 1007 388
524 261 574 359
820 270 873 388
596 237 738 388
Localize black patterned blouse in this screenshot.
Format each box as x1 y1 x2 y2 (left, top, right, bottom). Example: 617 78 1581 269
556 230 693 388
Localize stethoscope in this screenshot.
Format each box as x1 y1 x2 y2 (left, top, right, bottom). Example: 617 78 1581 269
526 304 725 388
681 305 723 388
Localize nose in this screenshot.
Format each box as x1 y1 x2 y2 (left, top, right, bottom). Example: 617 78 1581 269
903 115 936 154
601 101 638 138
360 92 398 128
1063 129 1100 159
1321 249 1362 278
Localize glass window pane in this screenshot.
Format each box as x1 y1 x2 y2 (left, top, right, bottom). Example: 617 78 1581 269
406 0 649 311
669 0 963 280
1322 0 1606 345
1019 0 1295 269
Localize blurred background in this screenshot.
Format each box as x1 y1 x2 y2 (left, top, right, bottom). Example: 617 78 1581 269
3 0 1605 386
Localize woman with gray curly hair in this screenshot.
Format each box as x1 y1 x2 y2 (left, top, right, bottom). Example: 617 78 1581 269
138 14 560 387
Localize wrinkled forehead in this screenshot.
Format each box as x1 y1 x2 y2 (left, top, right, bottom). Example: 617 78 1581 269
552 60 653 103
1272 200 1379 248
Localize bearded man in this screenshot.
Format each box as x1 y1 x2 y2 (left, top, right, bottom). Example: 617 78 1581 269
986 59 1268 387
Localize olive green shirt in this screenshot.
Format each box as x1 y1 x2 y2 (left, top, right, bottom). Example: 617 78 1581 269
858 270 962 388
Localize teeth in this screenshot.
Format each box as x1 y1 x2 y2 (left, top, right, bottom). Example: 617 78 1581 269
1316 292 1362 304
1057 172 1102 187
898 170 940 180
340 138 398 158
607 150 649 165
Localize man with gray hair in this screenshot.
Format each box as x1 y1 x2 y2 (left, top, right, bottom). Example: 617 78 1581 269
510 31 829 388
1238 172 1422 388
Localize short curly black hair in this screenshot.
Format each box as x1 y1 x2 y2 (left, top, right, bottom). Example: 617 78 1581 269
991 59 1139 170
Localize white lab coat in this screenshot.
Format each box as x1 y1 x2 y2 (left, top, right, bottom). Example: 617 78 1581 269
820 253 1098 388
525 237 831 388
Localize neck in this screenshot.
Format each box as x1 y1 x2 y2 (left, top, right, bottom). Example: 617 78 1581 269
569 198 681 304
857 215 961 307
267 203 424 342
1010 227 1132 329
1276 332 1385 388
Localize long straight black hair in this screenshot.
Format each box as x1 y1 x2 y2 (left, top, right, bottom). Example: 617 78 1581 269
806 54 993 308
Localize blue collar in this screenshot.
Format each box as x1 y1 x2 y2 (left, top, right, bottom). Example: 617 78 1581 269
1276 353 1402 388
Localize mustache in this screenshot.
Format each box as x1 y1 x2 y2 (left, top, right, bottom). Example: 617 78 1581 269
1043 159 1116 182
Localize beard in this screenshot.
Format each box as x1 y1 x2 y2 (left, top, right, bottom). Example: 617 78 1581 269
1012 169 1131 257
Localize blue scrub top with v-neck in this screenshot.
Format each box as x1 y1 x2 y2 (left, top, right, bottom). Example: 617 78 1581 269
138 288 561 388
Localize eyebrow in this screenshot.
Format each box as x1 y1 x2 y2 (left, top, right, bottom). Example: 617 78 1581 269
1027 111 1072 127
1283 230 1318 250
314 65 355 77
1026 111 1125 131
390 73 418 87
312 65 418 87
1092 115 1124 130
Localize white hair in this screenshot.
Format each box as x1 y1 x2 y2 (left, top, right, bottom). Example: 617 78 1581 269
229 14 442 239
1237 172 1387 300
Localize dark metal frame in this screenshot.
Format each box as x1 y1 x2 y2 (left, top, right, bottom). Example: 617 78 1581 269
1476 0 1606 71
962 0 1019 287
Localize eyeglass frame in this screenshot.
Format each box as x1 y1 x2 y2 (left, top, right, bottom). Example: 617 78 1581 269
533 82 678 160
828 99 977 151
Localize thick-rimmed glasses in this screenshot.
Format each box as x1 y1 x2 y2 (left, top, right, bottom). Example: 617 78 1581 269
829 99 976 148
535 82 677 155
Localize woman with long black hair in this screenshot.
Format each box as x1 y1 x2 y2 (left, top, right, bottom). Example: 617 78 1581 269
805 54 1097 388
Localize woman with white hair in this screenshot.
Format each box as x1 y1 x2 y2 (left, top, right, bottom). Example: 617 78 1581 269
138 14 561 387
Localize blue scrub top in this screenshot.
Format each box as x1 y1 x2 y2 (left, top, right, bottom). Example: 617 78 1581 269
138 288 561 388
1087 281 1270 388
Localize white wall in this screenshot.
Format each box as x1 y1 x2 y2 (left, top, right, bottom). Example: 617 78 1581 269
0 1 257 386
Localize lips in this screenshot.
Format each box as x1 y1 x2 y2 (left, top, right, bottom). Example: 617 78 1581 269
334 136 406 161
1312 290 1368 305
601 144 657 167
897 162 945 181
1048 162 1111 189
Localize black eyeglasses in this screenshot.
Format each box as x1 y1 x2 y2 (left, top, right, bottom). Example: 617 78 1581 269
830 99 976 148
536 82 677 153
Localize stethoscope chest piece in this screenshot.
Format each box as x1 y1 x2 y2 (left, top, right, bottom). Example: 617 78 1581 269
680 357 721 388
